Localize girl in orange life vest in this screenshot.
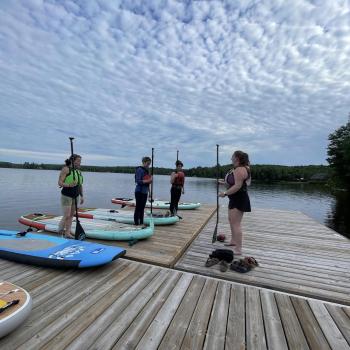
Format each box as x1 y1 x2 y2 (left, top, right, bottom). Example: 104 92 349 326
169 160 185 216
219 151 251 255
58 154 84 238
134 156 153 225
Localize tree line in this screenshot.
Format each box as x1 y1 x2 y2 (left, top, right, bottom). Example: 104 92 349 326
0 161 330 183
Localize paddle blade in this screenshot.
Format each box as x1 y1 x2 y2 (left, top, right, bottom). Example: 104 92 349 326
212 224 218 243
75 220 86 241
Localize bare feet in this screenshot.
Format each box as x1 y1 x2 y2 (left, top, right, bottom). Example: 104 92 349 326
233 249 242 256
64 232 75 239
224 242 237 247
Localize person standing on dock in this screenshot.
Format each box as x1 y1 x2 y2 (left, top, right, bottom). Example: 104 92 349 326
219 150 251 255
134 156 153 225
58 154 84 238
169 160 185 216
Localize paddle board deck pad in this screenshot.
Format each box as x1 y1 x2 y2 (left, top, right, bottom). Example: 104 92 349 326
78 208 179 225
111 198 201 210
0 281 32 338
0 230 125 268
19 214 154 241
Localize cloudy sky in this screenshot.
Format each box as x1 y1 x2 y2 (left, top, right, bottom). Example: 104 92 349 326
0 0 349 168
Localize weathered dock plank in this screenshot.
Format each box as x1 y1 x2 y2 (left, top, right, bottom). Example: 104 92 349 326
175 207 350 305
87 204 216 267
1 259 349 350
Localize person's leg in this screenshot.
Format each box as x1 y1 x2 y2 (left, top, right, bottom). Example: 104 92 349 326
139 193 148 225
64 201 76 238
58 205 70 235
174 187 182 214
59 195 74 238
229 208 244 254
224 207 237 246
169 187 176 215
134 192 141 225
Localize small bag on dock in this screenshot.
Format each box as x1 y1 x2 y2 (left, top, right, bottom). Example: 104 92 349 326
209 249 233 263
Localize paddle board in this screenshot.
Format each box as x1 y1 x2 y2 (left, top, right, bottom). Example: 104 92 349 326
77 208 179 225
0 230 125 268
19 213 154 241
111 198 201 210
0 281 32 338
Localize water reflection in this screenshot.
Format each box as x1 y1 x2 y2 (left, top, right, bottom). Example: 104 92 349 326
325 191 350 238
0 168 349 239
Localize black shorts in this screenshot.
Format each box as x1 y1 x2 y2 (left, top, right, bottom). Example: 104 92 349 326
228 191 251 212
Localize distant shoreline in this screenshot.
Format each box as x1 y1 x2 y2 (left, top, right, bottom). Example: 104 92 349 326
0 161 330 183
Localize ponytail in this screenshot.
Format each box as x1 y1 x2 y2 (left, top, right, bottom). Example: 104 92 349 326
64 154 81 167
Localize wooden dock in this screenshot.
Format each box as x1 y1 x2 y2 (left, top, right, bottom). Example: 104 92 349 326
87 205 216 267
1 258 350 350
176 207 350 306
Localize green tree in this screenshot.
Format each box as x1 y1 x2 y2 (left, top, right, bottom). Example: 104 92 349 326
327 121 350 189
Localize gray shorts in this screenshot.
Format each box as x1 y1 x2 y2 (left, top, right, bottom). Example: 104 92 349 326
61 194 77 208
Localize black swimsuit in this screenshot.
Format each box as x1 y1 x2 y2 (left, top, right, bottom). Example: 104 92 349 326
226 168 251 212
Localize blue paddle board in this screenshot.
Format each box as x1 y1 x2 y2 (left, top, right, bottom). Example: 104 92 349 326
0 230 125 268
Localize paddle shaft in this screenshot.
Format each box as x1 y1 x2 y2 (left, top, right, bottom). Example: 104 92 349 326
150 148 154 215
212 144 219 243
69 137 85 240
216 144 219 223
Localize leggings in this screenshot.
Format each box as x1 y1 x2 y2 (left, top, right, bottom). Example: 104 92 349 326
134 192 148 225
169 186 182 215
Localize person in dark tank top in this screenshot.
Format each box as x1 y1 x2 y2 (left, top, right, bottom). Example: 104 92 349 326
219 150 251 255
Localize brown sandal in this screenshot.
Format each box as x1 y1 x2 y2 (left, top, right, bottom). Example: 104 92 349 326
242 257 259 268
205 257 220 267
219 260 229 272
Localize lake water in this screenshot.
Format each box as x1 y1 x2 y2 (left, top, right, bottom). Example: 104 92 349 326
0 168 349 239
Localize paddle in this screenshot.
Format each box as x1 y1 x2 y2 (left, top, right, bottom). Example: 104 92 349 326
69 137 86 241
176 150 179 162
150 147 154 216
0 299 19 313
0 228 32 237
212 144 220 243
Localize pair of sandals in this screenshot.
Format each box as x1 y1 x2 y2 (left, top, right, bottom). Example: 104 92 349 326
230 257 259 273
205 256 259 273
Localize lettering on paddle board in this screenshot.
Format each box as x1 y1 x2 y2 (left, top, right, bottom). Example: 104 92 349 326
48 245 85 260
90 248 105 254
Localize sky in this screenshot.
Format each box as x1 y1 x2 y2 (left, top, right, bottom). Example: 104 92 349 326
0 0 349 168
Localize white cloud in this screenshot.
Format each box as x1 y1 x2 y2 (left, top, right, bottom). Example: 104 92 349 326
0 0 349 168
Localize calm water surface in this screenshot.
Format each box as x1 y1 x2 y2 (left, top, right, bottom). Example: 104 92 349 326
0 168 349 239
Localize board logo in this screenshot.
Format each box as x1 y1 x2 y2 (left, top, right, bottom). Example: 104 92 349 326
49 245 85 260
91 248 105 254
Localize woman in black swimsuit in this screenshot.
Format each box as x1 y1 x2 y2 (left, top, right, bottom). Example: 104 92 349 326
219 150 251 255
